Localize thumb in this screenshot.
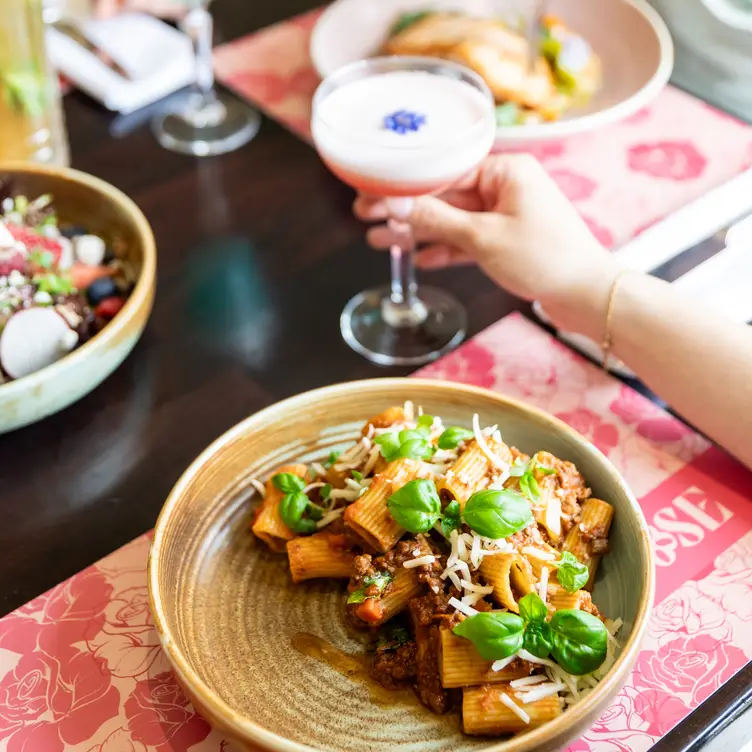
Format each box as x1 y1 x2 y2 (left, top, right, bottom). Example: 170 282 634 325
386 196 476 248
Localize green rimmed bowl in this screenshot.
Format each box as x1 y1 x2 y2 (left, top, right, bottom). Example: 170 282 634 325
149 379 654 752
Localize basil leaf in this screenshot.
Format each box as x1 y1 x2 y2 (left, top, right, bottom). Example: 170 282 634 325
377 624 411 650
307 466 318 482
538 466 557 476
375 433 401 462
519 471 542 502
387 479 441 533
324 451 341 468
279 492 316 534
399 429 425 444
306 502 325 521
272 473 305 494
518 592 548 624
399 438 435 461
321 483 332 501
523 621 553 660
556 552 590 593
416 414 435 435
437 426 474 450
453 612 525 661
347 571 392 604
352 470 363 482
463 489 534 539
390 10 432 36
28 249 54 269
550 610 608 675
441 499 462 537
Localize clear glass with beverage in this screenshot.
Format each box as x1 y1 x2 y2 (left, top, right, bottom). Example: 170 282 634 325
0 0 69 165
312 56 496 366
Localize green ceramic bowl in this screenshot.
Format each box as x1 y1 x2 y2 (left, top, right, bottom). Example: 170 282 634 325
149 379 654 752
0 162 156 433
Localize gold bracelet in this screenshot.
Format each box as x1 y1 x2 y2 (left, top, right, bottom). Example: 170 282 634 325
601 270 628 370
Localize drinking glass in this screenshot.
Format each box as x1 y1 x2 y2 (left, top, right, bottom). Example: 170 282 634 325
311 57 496 366
0 0 69 165
152 0 260 156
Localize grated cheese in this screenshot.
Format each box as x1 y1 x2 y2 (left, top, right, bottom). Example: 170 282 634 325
315 508 345 529
250 479 266 497
461 592 487 607
448 597 478 617
403 555 435 569
446 570 462 591
510 675 548 689
459 580 493 594
515 682 567 704
345 478 362 491
311 462 327 477
303 482 327 494
545 494 562 538
472 414 510 471
539 567 550 604
522 546 557 561
329 488 360 501
498 693 530 724
404 400 415 421
491 654 518 672
361 446 380 477
518 649 557 667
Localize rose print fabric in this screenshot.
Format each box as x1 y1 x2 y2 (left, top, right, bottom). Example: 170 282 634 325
213 7 752 252
1 312 750 751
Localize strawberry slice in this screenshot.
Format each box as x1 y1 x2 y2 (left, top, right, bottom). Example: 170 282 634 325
0 248 25 277
5 225 64 271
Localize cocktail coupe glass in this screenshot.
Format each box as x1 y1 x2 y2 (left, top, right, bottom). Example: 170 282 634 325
311 57 496 366
152 0 260 156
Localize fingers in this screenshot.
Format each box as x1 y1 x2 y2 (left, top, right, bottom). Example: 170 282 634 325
415 245 474 269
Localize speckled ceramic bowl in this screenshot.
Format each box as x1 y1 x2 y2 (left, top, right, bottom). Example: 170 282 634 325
149 379 654 752
0 162 156 433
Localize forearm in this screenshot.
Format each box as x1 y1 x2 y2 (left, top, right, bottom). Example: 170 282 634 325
548 271 752 469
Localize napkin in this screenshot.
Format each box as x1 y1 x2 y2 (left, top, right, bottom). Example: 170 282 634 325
47 13 194 114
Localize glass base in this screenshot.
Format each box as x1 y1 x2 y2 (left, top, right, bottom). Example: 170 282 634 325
341 285 467 367
152 91 261 156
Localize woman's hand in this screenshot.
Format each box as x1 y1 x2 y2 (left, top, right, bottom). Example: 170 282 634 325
354 154 619 338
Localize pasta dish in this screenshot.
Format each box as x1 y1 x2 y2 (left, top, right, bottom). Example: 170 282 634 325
250 403 621 736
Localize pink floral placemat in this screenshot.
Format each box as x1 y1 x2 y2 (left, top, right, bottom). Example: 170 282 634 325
1 311 750 752
213 7 752 251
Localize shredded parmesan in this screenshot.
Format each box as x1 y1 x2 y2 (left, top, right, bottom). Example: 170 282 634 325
498 693 530 724
472 414 509 471
448 597 479 617
522 546 557 561
491 655 518 672
303 482 327 494
446 570 462 591
315 508 345 529
403 555 435 569
362 446 380 477
250 479 266 497
311 462 327 477
518 649 557 667
365 423 375 439
459 580 493 594
515 682 567 704
345 478 362 491
545 494 562 538
404 400 415 420
510 675 548 689
329 488 360 501
539 567 550 603
461 592 488 607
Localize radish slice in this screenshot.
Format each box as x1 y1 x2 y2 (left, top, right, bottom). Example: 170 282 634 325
0 308 77 379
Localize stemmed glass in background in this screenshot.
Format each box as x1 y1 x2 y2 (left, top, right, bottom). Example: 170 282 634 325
152 0 260 156
311 57 496 366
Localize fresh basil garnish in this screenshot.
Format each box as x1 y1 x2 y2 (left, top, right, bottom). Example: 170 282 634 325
453 611 525 661
556 552 590 593
376 431 435 463
347 571 392 604
416 414 435 435
352 470 363 482
549 609 608 675
389 10 432 36
463 489 533 539
523 620 553 659
34 272 75 296
272 473 306 494
279 491 317 534
518 592 548 623
387 478 441 533
511 456 557 502
320 483 332 501
375 433 402 462
441 499 462 537
437 426 474 450
399 438 435 461
324 451 341 468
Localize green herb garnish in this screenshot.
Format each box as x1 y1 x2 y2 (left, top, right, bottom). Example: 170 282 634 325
352 470 363 482
453 611 525 661
347 571 392 604
375 430 435 463
510 456 557 503
387 478 441 534
279 491 317 534
555 552 590 593
376 624 412 650
462 489 534 539
33 273 75 296
440 499 462 537
549 609 608 675
320 483 332 501
437 426 474 450
389 10 433 37
495 102 523 127
272 473 306 494
324 451 341 468
28 249 54 269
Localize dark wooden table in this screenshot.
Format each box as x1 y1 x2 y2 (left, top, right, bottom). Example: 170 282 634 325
0 0 749 748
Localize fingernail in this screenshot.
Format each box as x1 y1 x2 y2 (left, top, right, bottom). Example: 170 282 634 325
365 200 389 220
385 197 414 220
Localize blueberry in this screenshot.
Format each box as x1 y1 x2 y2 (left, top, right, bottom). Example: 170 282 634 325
87 277 118 306
60 224 88 239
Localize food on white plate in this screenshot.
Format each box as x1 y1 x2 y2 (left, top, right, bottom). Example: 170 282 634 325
249 402 621 737
0 187 136 384
383 12 602 125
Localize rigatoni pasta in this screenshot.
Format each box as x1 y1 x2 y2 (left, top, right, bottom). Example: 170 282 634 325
248 403 621 740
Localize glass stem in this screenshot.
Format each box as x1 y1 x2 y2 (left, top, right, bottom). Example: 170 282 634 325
382 220 428 327
183 4 217 105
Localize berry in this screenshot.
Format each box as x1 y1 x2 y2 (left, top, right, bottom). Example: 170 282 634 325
87 276 118 306
95 296 125 319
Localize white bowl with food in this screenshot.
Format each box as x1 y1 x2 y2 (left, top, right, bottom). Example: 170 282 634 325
310 0 674 147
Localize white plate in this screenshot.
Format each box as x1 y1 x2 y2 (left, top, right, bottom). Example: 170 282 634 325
310 0 674 147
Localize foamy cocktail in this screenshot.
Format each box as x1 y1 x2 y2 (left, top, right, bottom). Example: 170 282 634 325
312 57 496 366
